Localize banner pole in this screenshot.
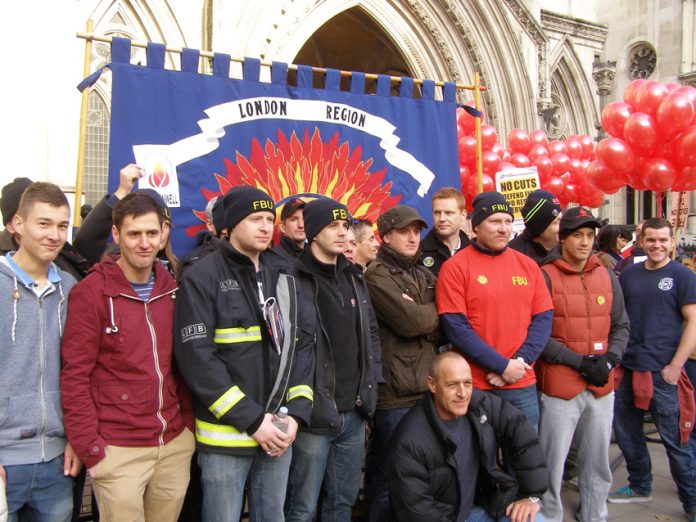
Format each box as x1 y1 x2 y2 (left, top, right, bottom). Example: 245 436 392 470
73 19 93 226
474 71 483 194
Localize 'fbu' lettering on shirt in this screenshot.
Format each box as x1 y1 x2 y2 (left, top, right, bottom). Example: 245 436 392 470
512 275 528 286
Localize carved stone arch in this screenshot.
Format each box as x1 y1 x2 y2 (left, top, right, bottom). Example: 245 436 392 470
88 0 189 106
247 0 536 143
546 36 597 138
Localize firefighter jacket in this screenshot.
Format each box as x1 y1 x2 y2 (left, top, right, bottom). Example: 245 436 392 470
537 250 629 399
295 250 383 434
60 255 192 469
174 242 314 455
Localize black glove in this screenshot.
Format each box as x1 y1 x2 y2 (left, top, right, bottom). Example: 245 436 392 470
579 355 612 387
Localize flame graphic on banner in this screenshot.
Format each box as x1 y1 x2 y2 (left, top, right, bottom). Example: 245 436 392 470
149 161 170 188
186 128 400 236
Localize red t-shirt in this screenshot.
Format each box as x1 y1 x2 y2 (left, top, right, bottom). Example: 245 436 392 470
436 246 553 389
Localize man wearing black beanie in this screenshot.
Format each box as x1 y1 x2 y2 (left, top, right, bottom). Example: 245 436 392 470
286 197 382 522
436 191 553 431
509 190 562 265
174 185 314 522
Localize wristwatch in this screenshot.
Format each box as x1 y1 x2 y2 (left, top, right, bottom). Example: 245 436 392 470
528 496 540 504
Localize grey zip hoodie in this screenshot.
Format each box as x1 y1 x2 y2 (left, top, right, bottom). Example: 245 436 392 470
0 255 76 466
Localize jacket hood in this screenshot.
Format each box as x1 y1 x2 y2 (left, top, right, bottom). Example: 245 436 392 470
87 254 177 298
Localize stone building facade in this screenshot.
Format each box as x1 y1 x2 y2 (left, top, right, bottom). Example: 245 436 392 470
0 0 693 235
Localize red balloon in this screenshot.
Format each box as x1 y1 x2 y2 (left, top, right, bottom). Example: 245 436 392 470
499 162 516 171
666 82 681 92
480 125 498 151
528 144 549 162
601 102 634 139
529 129 549 147
491 143 506 159
640 158 677 192
562 183 579 203
560 172 572 184
502 150 511 162
508 129 532 155
624 79 647 107
459 164 471 180
586 161 625 194
565 138 583 159
673 86 696 124
656 93 696 140
548 140 568 155
635 81 670 117
623 112 660 155
674 165 696 191
532 156 554 180
579 135 595 159
568 158 585 180
672 126 696 166
626 170 649 191
510 153 531 168
596 137 635 173
544 176 565 197
578 181 605 208
482 150 502 175
465 173 495 195
458 136 477 163
550 153 571 177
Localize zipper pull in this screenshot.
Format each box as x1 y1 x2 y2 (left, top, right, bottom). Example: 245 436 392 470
355 395 363 407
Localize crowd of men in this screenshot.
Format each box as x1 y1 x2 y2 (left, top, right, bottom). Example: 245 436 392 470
1 167 695 522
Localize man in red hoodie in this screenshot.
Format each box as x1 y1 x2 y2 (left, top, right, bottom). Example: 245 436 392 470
60 192 194 521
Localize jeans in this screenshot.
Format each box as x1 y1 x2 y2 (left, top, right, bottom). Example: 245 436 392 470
684 359 696 458
364 407 410 522
198 447 291 522
286 410 365 522
489 384 540 432
614 369 696 512
5 456 73 522
465 505 545 522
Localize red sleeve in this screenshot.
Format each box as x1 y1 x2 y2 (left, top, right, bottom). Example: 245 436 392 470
436 256 468 316
60 280 106 469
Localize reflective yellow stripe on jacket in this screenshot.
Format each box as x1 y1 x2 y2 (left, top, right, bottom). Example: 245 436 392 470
209 386 245 419
195 419 258 448
214 326 262 344
286 384 314 403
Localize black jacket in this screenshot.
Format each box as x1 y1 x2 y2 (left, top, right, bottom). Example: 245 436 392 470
174 243 314 455
419 229 470 277
388 391 548 521
294 249 383 433
72 194 115 267
180 231 221 279
273 236 304 268
508 231 552 266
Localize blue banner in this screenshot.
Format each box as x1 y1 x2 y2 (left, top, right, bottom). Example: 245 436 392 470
107 38 460 255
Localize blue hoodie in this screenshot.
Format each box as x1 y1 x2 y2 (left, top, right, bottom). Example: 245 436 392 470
0 254 76 466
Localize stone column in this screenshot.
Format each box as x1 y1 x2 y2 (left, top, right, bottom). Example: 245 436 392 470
592 60 616 139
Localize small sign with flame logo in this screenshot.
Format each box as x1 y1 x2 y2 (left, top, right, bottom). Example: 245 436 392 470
133 147 181 207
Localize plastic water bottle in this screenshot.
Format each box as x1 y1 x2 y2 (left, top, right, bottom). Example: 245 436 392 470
272 406 289 433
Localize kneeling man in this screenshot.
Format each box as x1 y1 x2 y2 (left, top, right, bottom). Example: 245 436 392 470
388 352 548 522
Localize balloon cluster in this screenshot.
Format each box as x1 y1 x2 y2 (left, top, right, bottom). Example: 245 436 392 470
599 80 696 192
456 102 602 208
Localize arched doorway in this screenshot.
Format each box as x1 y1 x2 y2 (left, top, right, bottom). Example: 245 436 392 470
291 7 413 93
